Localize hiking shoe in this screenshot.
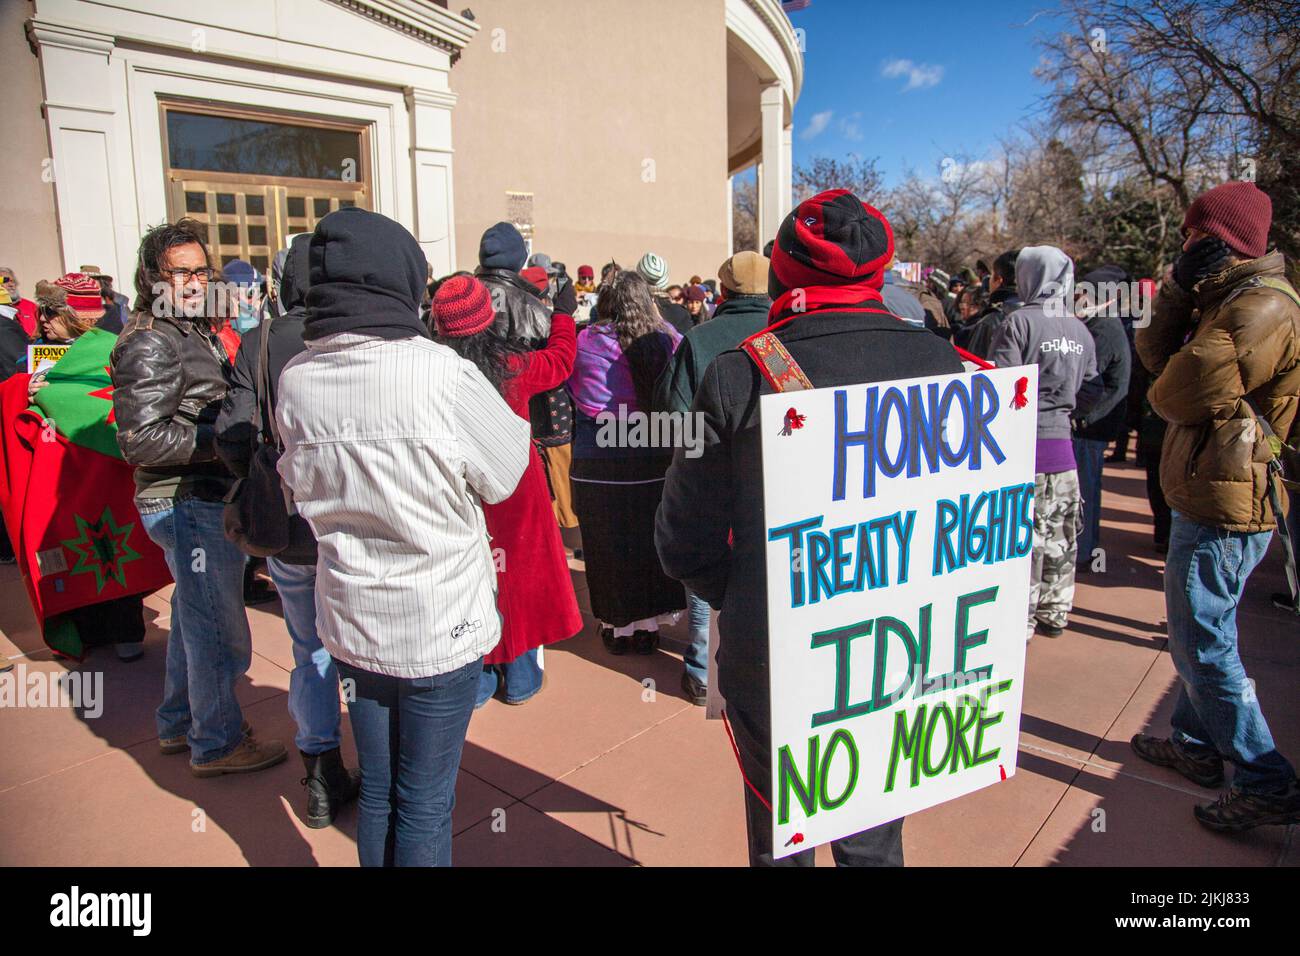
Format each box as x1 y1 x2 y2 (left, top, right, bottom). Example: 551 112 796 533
1130 734 1224 788
633 630 659 655
601 627 628 656
191 736 287 778
1194 784 1300 833
161 720 253 756
681 671 707 707
1035 620 1064 638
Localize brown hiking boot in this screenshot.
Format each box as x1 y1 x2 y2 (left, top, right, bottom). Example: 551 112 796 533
1130 734 1224 788
190 735 286 778
160 720 252 755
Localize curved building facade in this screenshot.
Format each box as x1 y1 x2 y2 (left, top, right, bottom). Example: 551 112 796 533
1 0 800 286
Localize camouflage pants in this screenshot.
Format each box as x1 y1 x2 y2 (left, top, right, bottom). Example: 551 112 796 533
1028 469 1082 635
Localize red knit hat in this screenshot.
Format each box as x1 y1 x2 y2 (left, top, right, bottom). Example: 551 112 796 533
577 264 594 279
520 266 549 293
1182 181 1272 259
52 272 106 320
769 189 894 297
432 275 495 338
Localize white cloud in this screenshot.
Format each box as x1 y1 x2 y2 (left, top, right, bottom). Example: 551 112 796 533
801 109 833 140
881 58 944 91
838 112 863 141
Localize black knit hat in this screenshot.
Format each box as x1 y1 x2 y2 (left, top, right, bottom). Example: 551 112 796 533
768 189 895 299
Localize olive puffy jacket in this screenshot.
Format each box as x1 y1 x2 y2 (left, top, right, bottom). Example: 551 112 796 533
1136 251 1300 532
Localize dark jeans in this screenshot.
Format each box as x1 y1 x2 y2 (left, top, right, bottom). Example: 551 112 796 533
337 657 481 867
1144 453 1171 545
728 705 904 867
1073 437 1107 566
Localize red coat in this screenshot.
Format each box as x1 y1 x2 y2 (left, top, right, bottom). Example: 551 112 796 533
483 312 583 664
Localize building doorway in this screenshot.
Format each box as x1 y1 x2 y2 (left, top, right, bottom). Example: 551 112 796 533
160 100 370 272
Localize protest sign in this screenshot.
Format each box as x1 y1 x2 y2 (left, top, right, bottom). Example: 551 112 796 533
760 365 1038 857
28 344 71 374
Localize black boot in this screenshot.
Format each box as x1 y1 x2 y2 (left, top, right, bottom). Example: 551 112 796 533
301 748 361 829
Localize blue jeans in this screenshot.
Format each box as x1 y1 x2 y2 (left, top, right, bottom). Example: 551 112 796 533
337 657 481 867
1165 513 1296 792
476 648 544 707
266 557 341 754
140 497 252 764
684 589 710 685
1072 437 1107 567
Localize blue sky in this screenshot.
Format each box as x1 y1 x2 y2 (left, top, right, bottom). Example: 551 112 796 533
783 0 1066 187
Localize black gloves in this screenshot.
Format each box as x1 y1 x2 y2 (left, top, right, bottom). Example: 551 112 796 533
1173 236 1234 293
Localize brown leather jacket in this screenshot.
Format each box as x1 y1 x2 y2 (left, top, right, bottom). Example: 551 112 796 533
1136 251 1300 532
110 310 234 504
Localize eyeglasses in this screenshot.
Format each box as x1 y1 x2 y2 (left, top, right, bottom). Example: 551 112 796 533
161 267 214 283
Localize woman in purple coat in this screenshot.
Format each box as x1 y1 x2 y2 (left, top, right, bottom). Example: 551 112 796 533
567 270 685 655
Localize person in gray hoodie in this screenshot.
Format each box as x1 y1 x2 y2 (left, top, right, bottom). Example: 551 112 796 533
988 245 1101 640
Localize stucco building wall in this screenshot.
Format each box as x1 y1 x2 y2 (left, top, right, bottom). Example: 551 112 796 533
451 0 732 282
0 1 64 289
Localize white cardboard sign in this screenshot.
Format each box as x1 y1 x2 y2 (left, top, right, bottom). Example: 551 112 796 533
761 365 1038 858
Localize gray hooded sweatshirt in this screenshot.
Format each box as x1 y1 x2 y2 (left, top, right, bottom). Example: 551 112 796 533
987 245 1100 441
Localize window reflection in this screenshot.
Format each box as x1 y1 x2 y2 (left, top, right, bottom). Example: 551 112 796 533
167 111 362 182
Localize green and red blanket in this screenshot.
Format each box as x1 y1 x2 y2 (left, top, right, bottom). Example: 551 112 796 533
0 328 172 658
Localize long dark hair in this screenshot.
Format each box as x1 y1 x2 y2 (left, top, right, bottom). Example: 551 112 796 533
132 218 214 314
594 270 666 351
430 271 529 396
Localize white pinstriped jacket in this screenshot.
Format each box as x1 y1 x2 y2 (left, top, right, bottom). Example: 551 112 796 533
276 332 530 679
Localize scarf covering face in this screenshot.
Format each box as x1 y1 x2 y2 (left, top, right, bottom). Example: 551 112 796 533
766 189 896 324
303 207 429 341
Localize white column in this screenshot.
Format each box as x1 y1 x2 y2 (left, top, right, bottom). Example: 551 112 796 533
758 82 784 245
405 86 459 277
781 123 794 218
29 22 135 280
726 173 735 258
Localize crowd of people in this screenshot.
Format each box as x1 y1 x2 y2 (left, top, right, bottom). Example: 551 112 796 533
1 175 1298 866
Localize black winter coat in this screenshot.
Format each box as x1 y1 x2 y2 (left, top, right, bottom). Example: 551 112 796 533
654 310 964 727
958 288 1023 359
215 234 312 478
1074 312 1132 442
655 297 695 338
476 267 552 343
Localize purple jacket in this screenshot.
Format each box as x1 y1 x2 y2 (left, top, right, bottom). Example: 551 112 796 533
568 322 681 418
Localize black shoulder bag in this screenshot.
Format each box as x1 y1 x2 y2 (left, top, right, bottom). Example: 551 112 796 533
223 318 318 565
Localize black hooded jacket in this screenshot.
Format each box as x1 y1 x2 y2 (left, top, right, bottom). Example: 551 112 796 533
655 310 964 725
302 207 428 342
215 234 312 478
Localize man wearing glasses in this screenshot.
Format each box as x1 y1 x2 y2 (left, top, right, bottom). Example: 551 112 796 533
110 218 288 778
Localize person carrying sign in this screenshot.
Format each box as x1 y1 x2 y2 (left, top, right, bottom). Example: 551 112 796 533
655 190 964 866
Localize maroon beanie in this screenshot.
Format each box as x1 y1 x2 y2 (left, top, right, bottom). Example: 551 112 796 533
769 189 895 299
1182 181 1272 259
433 275 495 338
